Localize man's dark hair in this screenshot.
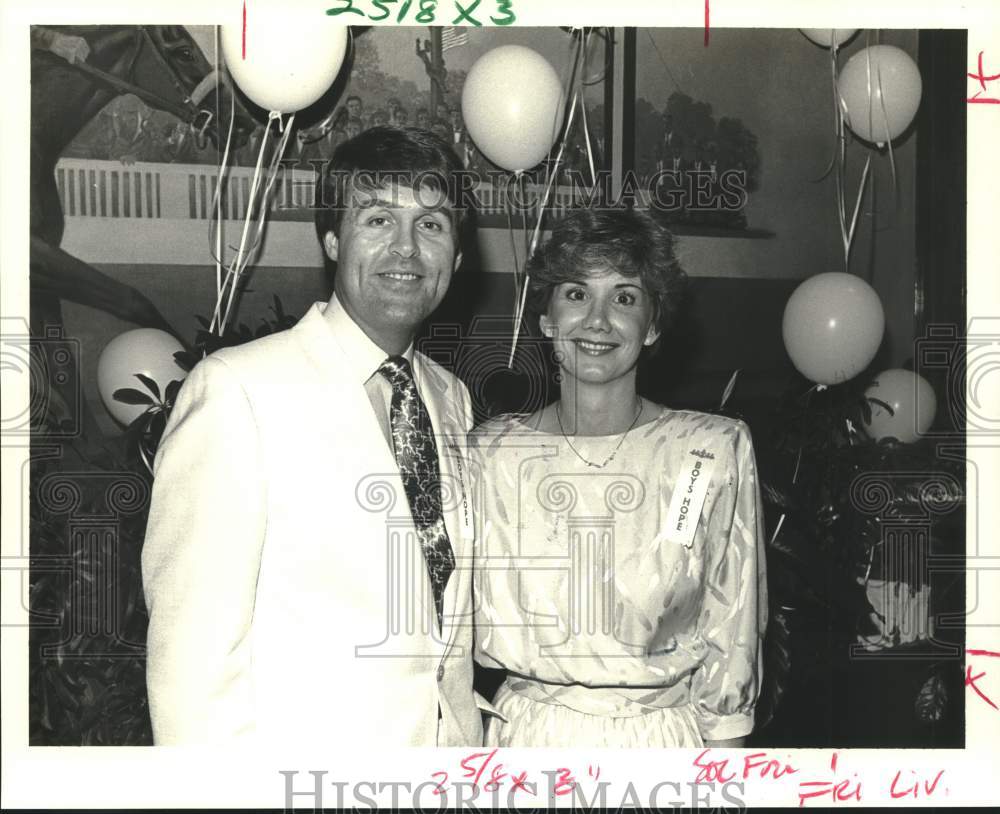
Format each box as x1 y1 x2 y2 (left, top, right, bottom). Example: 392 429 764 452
314 125 469 249
525 207 687 341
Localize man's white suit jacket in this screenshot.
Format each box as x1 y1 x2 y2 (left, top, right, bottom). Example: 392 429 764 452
142 302 488 746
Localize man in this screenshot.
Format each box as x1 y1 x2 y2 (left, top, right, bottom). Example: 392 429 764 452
449 108 464 145
345 94 364 122
346 116 364 139
142 126 494 746
431 120 451 143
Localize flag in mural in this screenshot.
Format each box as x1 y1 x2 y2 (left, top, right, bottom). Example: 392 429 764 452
441 27 469 51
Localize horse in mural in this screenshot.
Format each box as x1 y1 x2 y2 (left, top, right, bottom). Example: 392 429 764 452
30 25 255 437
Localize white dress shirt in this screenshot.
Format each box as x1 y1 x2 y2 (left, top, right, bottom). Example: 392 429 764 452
322 293 415 450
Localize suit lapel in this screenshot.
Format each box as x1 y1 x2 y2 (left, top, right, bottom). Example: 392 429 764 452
292 310 456 649
291 306 401 476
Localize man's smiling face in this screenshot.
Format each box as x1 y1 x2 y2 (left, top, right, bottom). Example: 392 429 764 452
324 181 461 353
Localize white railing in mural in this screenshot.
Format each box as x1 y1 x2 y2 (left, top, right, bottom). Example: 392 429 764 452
55 158 317 221
54 158 593 223
55 158 594 269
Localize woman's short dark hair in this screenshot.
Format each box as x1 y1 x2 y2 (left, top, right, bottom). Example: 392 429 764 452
525 207 687 338
314 125 468 244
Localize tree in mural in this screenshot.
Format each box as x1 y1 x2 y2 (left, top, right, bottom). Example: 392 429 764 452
662 91 760 189
635 90 761 229
665 91 716 152
634 96 665 179
716 115 761 192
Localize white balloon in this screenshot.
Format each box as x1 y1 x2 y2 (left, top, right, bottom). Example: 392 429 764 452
462 45 565 172
97 329 187 426
863 369 937 443
782 272 885 385
800 29 860 48
220 2 348 114
837 45 922 144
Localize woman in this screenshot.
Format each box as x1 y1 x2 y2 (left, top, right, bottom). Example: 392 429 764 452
470 207 767 748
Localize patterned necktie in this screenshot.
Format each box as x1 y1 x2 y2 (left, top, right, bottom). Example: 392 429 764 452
378 356 455 626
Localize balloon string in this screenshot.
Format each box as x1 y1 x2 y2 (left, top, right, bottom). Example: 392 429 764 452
212 117 271 333
862 544 875 587
578 29 598 187
241 113 295 266
208 25 238 346
875 57 899 201
213 111 278 334
563 30 585 126
875 30 899 211
528 86 584 240
832 42 851 272
212 26 226 349
864 31 875 152
521 172 530 262
718 368 740 411
510 38 588 369
215 88 236 259
506 172 522 282
866 160 878 284
243 111 296 260
138 438 154 477
582 27 612 86
846 152 872 267
209 46 237 262
770 383 817 548
793 383 822 486
533 26 578 231
527 82 582 261
815 40 841 184
219 111 296 334
506 172 524 370
580 97 597 187
768 513 786 547
508 273 531 371
530 26 582 230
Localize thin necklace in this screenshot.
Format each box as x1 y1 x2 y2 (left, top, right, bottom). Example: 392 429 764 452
555 398 643 468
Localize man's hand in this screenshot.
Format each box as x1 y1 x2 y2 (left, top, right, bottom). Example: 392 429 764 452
50 33 90 65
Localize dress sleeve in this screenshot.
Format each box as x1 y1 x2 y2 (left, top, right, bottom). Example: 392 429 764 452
689 422 768 741
141 356 266 744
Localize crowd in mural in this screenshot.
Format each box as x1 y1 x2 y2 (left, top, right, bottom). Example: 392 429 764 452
65 89 604 186
288 93 483 170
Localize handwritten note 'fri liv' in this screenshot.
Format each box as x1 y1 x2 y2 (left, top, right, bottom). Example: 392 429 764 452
420 747 954 807
693 749 948 807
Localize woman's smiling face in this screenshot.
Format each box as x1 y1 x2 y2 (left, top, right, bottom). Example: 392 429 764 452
540 267 661 387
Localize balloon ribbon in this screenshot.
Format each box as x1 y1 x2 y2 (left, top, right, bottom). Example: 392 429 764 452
508 29 596 369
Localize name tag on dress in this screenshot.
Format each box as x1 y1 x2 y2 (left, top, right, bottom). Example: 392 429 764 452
446 442 475 540
664 447 716 548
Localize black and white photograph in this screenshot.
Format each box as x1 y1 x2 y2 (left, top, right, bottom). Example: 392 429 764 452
2 0 999 809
